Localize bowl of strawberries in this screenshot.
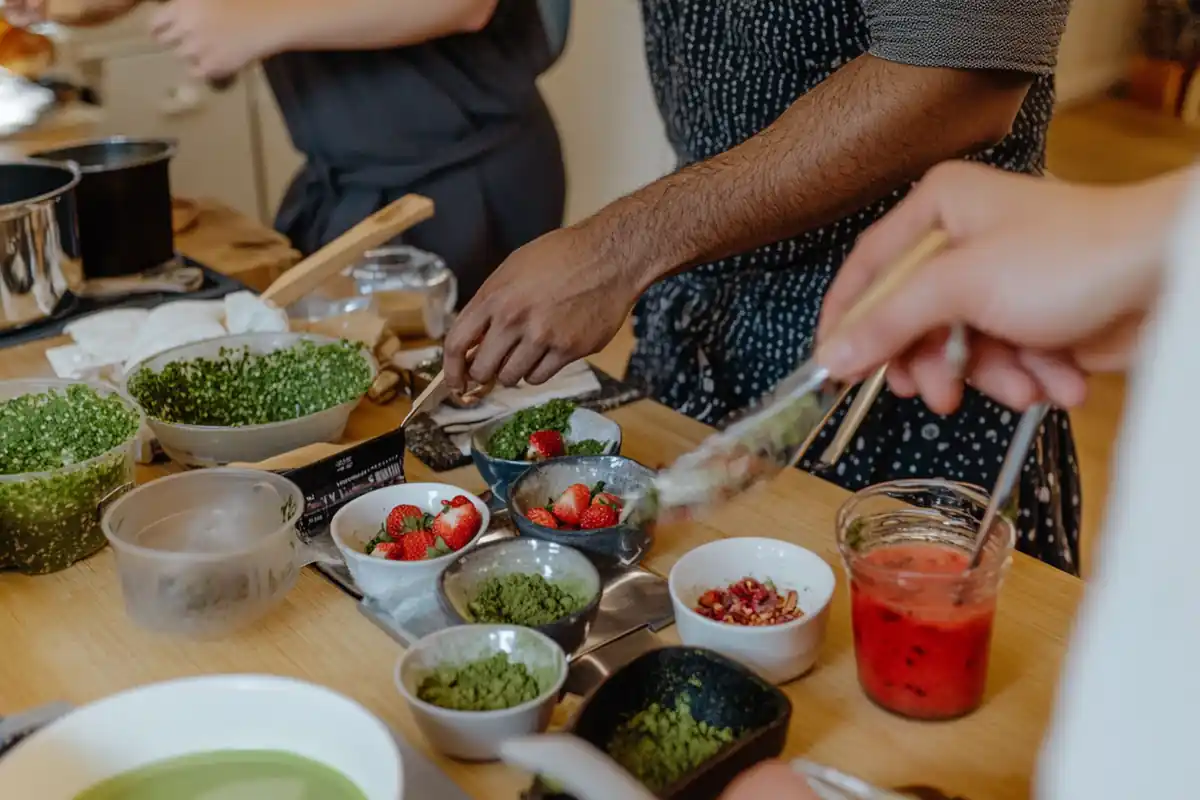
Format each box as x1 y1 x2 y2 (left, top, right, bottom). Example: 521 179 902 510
508 455 655 568
470 401 622 503
330 483 490 599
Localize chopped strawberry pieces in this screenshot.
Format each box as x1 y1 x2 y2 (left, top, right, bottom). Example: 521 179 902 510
526 429 566 461
526 508 559 528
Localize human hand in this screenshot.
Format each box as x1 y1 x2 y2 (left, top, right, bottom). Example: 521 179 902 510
150 0 279 81
719 761 821 800
444 225 643 390
816 161 1189 413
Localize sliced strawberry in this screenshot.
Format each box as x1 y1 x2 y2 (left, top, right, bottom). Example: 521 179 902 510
369 540 404 560
526 430 566 461
526 508 560 529
398 530 452 561
579 503 619 530
592 492 623 509
443 495 474 508
386 504 432 539
552 483 591 527
432 501 483 551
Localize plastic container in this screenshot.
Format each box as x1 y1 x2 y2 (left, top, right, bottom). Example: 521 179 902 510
0 378 140 575
100 468 316 637
836 479 1014 720
350 246 457 338
124 332 377 467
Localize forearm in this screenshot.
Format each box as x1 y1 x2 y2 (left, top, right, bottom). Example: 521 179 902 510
577 54 1032 293
265 0 498 56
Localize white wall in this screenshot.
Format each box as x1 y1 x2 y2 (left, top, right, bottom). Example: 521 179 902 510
536 1 674 223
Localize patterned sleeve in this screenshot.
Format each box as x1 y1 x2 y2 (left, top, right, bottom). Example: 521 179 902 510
862 0 1071 76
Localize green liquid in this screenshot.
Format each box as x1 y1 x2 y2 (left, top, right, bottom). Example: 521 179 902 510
74 749 367 800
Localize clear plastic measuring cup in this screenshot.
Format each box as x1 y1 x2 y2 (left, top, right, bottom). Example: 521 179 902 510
100 469 331 637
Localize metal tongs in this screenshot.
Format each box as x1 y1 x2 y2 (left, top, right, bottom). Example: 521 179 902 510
624 230 950 525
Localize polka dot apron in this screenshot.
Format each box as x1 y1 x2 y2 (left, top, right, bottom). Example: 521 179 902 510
627 0 1082 574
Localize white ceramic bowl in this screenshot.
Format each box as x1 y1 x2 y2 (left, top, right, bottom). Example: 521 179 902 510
668 537 836 685
331 483 490 600
0 675 403 799
395 624 568 762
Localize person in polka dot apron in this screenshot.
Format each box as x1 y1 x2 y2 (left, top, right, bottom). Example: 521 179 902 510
445 0 1080 573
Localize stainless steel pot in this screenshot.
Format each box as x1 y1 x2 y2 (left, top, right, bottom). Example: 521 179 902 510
0 160 81 331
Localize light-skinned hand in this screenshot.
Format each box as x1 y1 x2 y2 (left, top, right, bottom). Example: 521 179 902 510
4 0 137 27
719 761 821 800
816 161 1190 414
150 0 281 81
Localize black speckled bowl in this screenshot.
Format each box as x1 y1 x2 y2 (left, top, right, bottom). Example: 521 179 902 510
525 646 793 800
438 537 603 656
508 456 655 568
470 408 621 503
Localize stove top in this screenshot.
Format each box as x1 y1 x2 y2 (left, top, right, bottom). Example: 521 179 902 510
0 257 247 349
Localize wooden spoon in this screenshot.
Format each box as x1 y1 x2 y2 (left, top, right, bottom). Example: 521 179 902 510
260 194 435 309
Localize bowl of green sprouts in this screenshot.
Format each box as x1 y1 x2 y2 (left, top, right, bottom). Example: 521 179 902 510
470 399 621 502
124 332 376 468
0 379 142 575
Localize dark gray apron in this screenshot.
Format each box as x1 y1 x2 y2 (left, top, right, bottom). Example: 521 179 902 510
264 0 566 303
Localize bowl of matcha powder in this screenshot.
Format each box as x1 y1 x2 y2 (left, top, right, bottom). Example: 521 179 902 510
0 379 142 575
395 624 568 761
124 332 375 467
438 537 603 655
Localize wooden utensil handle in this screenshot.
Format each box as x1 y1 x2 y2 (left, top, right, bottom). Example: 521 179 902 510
836 229 948 333
261 194 435 308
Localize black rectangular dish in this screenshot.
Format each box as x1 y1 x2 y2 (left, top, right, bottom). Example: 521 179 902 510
527 647 792 800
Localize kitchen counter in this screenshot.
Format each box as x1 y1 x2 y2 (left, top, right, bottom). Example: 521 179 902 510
0 208 1083 799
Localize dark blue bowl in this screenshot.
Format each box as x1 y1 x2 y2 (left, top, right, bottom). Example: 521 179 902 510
470 407 621 503
508 455 655 568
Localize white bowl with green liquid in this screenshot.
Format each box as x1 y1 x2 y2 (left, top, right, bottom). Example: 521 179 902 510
0 675 403 799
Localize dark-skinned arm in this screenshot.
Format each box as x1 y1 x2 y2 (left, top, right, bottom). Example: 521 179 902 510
589 54 1032 297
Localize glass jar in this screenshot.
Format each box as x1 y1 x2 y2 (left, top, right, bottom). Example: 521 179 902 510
350 246 457 339
836 479 1014 721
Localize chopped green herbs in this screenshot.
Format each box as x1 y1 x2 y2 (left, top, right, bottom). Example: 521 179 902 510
607 699 735 792
416 652 541 711
467 573 588 626
486 399 611 461
566 439 606 457
0 384 140 575
126 340 372 427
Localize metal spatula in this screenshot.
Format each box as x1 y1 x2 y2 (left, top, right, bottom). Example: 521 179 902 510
624 230 949 525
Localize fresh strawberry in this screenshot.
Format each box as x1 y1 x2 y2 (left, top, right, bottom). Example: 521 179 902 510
552 483 592 527
386 504 431 538
433 501 483 551
398 530 452 561
579 503 619 530
443 495 474 508
526 430 566 461
526 508 560 529
369 540 404 560
592 492 623 509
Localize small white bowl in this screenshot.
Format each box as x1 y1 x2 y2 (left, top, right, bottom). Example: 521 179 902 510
0 675 402 799
668 537 835 685
331 483 490 599
395 624 568 762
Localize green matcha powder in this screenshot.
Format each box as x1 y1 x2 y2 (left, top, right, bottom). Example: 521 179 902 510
467 573 587 627
416 652 541 711
607 699 735 792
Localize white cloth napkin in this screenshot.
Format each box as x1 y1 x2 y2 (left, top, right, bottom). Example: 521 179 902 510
45 291 289 379
429 360 601 455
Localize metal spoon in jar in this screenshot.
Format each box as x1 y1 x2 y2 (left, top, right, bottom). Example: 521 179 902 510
966 402 1049 569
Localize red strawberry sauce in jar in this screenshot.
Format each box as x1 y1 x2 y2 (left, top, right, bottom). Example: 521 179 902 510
836 480 1014 721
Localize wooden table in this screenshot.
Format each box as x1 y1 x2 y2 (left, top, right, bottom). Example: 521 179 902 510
0 215 1083 800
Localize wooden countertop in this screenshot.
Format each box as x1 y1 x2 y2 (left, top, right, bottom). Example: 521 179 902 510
0 212 1084 799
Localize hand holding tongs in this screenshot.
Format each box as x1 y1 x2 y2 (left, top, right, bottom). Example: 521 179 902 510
623 230 953 525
